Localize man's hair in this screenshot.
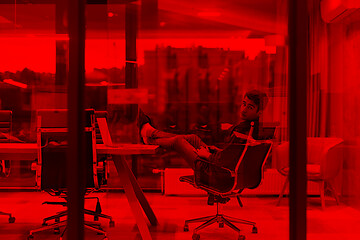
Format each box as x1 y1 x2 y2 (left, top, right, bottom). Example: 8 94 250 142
244 90 268 112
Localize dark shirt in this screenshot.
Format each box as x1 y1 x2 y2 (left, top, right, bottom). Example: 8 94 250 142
210 119 259 166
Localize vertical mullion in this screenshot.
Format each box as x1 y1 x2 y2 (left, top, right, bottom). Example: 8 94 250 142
125 3 138 122
67 0 86 240
288 1 308 240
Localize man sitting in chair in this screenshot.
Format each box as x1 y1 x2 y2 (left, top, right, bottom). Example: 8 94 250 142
139 90 268 190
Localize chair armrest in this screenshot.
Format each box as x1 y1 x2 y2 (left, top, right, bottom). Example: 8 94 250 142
194 158 235 176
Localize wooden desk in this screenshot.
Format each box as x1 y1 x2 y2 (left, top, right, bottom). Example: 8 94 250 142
97 144 159 240
0 143 159 240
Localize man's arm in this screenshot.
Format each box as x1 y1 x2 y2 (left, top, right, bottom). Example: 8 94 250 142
233 131 255 142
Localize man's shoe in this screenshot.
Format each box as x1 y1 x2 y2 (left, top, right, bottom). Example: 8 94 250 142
138 109 152 144
137 109 152 129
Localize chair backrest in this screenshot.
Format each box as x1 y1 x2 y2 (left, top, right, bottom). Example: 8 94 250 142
0 110 12 143
306 137 343 164
94 111 110 185
233 141 273 190
0 110 12 177
35 109 100 192
206 125 274 194
36 109 93 129
94 111 108 144
257 125 278 140
232 124 276 190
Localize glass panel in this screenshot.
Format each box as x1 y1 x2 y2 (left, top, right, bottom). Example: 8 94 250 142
0 1 67 238
306 1 360 240
0 3 57 186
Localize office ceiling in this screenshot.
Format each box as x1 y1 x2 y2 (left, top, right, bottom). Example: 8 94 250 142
0 0 286 39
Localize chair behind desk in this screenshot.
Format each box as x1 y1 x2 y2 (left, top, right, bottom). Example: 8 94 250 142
0 110 15 223
0 110 12 142
94 111 108 144
0 110 12 176
39 131 97 191
29 109 113 239
94 111 110 186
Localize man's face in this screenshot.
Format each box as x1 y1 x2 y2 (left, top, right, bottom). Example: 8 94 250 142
240 97 260 121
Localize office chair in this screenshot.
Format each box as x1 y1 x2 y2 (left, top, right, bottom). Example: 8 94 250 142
94 111 110 187
0 110 15 223
180 124 274 240
275 137 344 209
0 110 13 177
28 109 113 240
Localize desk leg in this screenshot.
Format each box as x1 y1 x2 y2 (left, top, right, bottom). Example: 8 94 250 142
113 156 158 240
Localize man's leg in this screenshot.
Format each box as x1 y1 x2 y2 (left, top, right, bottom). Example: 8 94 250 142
139 115 209 169
147 134 206 169
181 134 208 149
142 124 208 150
140 123 176 144
139 111 208 149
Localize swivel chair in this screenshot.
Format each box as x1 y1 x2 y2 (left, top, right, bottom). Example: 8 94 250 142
0 110 15 223
180 124 274 240
28 109 113 240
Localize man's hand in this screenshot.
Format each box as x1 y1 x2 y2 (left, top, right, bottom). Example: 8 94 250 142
221 123 233 130
196 146 211 159
208 145 221 153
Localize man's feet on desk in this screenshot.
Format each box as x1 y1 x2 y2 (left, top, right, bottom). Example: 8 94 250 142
137 109 152 129
138 109 156 144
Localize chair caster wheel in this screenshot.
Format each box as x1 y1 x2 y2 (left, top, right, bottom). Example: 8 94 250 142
219 222 224 228
27 235 34 240
238 235 245 240
54 227 60 234
252 226 258 233
192 233 200 240
184 224 189 232
8 216 15 223
94 216 99 221
109 220 115 227
42 222 48 226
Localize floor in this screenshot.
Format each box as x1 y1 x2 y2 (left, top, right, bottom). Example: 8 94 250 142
0 191 359 240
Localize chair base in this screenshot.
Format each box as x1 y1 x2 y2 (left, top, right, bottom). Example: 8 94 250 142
28 208 114 239
41 208 114 227
28 220 108 240
184 213 257 238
